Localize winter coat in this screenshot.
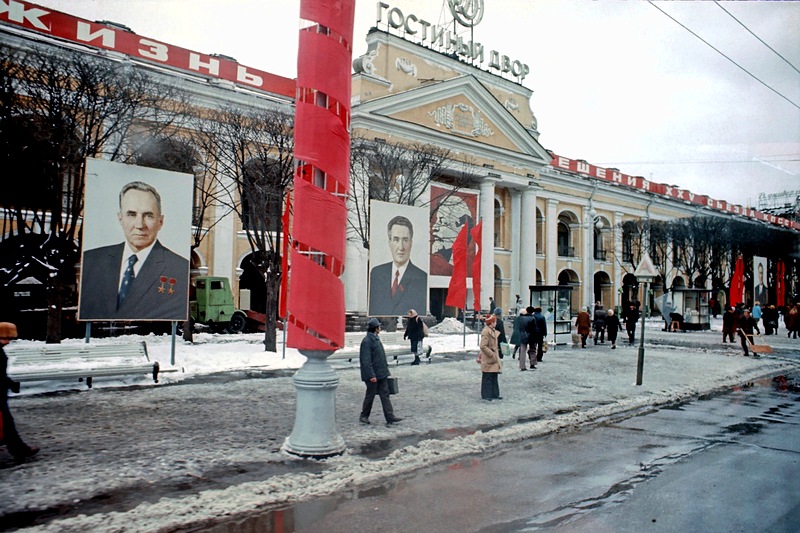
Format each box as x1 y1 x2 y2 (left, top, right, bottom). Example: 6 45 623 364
593 308 606 329
737 315 757 336
495 318 507 345
752 304 762 320
605 315 621 338
479 326 501 373
786 307 799 331
403 316 425 343
575 311 592 335
532 311 547 338
722 310 737 333
359 331 390 382
517 314 534 344
510 314 525 345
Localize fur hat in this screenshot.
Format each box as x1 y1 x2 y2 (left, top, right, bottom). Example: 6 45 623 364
407 309 418 317
485 314 497 325
367 318 381 330
0 322 18 338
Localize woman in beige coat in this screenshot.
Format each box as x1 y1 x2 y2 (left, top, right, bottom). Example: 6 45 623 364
479 314 502 401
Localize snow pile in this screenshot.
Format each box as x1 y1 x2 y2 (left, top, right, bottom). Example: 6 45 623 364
430 317 474 334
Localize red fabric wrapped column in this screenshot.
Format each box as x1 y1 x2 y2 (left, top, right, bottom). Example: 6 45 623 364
284 0 354 458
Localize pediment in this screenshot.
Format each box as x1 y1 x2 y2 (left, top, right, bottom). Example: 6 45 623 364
353 76 550 163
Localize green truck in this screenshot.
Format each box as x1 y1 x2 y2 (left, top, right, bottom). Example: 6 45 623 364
189 276 248 333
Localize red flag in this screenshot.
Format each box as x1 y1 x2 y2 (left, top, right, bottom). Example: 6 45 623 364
730 255 744 306
445 224 468 308
471 221 482 312
776 260 785 307
279 192 292 319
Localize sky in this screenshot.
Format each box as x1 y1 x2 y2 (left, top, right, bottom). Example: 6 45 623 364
37 0 800 209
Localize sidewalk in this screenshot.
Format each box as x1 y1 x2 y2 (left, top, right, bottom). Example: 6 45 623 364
2 323 799 532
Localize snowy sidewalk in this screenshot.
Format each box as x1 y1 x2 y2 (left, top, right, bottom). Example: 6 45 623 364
2 323 799 531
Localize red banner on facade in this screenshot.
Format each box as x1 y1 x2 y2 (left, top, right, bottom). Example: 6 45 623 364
444 223 468 309
471 221 482 313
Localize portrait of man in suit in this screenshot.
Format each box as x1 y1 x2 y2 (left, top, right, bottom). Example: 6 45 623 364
754 260 767 305
368 215 428 316
79 180 189 321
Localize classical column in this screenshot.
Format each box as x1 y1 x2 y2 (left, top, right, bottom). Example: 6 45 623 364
479 176 499 310
614 211 624 305
546 198 558 285
582 205 595 309
520 184 538 303
510 189 522 300
211 169 235 278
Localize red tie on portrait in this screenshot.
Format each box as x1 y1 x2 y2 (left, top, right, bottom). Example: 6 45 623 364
392 270 399 297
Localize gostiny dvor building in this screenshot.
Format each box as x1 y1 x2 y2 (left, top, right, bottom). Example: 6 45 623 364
0 0 797 339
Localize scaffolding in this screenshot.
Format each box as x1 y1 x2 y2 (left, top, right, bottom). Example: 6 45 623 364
757 190 800 221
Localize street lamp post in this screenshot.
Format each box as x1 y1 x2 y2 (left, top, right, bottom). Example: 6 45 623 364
634 252 658 386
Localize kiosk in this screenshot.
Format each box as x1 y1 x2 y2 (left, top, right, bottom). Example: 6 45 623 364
662 288 711 331
528 285 574 346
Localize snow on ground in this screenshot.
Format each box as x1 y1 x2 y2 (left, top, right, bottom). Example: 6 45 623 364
2 316 799 532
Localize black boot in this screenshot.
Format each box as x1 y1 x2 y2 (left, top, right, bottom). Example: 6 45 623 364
411 356 420 365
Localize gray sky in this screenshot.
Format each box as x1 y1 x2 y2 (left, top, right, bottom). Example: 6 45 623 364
41 0 800 209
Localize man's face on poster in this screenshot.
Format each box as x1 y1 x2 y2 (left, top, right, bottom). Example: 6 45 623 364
388 223 412 267
758 264 764 285
118 189 164 253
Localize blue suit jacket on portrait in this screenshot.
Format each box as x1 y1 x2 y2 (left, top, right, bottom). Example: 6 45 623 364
368 261 427 317
79 240 189 321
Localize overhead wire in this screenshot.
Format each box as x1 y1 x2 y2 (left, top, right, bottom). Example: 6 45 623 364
714 1 800 77
647 1 800 112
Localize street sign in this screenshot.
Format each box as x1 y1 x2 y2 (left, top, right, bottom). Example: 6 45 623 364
634 252 659 281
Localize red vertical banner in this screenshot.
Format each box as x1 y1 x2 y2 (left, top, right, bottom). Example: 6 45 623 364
287 0 355 351
776 260 785 307
279 192 292 319
471 221 483 313
730 255 745 306
445 224 468 308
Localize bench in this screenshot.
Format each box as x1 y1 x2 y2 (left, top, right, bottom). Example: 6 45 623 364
329 344 433 365
6 341 167 388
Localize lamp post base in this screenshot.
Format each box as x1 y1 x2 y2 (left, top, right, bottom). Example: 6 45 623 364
283 350 346 458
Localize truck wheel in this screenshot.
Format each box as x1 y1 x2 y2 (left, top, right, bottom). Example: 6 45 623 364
227 313 246 333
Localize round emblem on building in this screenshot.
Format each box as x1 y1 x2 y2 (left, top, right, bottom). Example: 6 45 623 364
448 0 484 28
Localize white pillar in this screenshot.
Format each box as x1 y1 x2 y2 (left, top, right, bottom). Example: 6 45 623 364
614 211 624 306
479 177 498 311
546 199 558 285
520 184 538 303
211 172 235 278
583 205 595 309
510 189 522 300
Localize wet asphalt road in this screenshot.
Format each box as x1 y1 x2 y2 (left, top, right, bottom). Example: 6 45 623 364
199 374 800 533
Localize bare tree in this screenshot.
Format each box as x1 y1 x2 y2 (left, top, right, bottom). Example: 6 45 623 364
0 45 192 342
349 135 464 250
191 106 294 351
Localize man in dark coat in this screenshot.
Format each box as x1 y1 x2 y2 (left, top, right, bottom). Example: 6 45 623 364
518 307 536 371
722 306 737 343
1 322 39 462
593 303 606 344
79 181 189 321
403 309 425 365
368 216 427 316
623 303 639 345
531 307 548 361
359 318 402 425
737 310 760 357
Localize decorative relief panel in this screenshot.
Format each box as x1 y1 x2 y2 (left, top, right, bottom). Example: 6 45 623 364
395 57 418 77
428 103 494 138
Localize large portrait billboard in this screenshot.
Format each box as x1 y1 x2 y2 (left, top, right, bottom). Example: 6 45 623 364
78 159 192 321
368 200 429 317
429 184 479 277
753 256 768 305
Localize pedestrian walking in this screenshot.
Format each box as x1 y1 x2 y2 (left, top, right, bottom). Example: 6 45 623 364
1 322 40 463
493 307 507 348
752 301 762 331
575 307 592 348
624 303 639 345
593 303 606 344
510 307 527 360
514 294 522 316
479 314 502 401
359 318 402 425
605 308 621 349
403 309 424 365
763 304 779 335
786 305 799 339
737 310 760 357
531 306 548 361
518 307 536 370
722 306 737 343
489 297 497 315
